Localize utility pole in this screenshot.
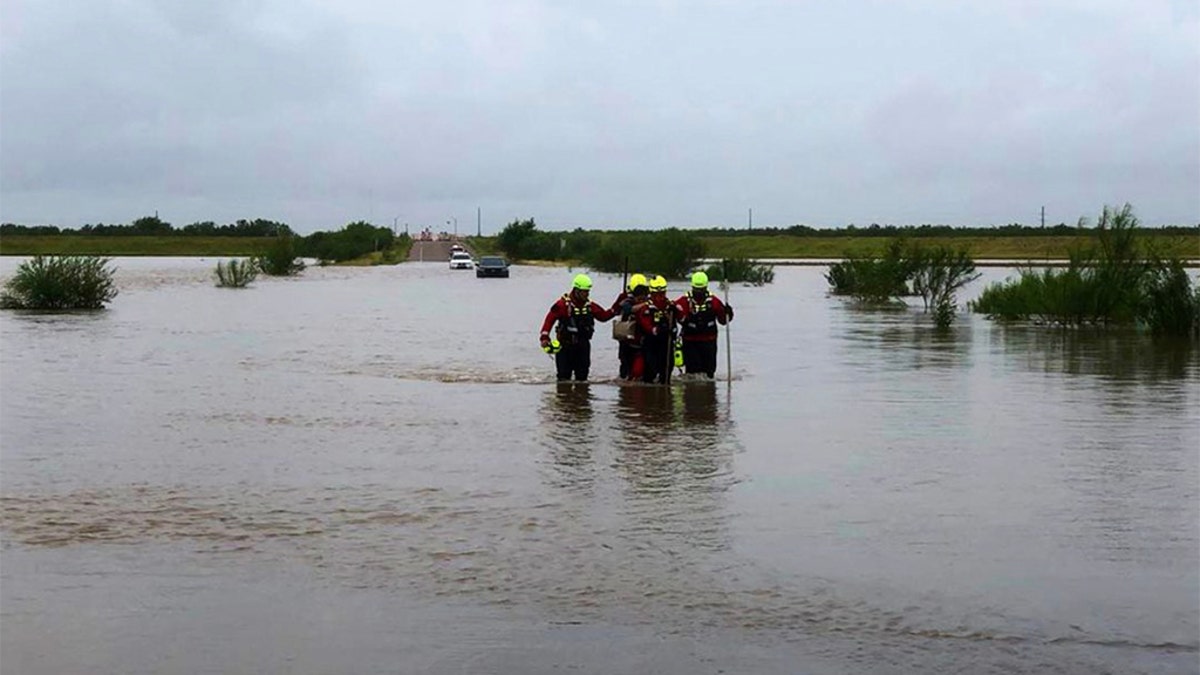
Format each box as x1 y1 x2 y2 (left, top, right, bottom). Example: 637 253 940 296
1040 206 1045 228
477 207 481 237
748 208 753 231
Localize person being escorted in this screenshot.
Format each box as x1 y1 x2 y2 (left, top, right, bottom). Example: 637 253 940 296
672 271 733 379
611 273 649 380
539 273 615 381
635 275 677 384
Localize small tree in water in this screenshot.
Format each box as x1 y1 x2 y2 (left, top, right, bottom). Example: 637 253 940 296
0 255 118 309
910 245 980 329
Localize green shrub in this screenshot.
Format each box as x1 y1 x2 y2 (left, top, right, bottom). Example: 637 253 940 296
256 236 305 276
214 258 258 288
825 239 917 304
0 255 118 309
301 221 396 262
970 203 1198 338
705 258 775 286
1138 258 1199 337
583 228 706 279
910 245 980 327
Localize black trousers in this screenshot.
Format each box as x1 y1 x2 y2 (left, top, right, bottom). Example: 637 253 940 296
681 339 718 378
641 334 670 384
555 340 591 381
617 341 637 379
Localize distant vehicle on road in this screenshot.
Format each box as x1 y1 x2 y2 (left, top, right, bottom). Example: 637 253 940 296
475 256 510 278
450 243 464 253
449 251 473 270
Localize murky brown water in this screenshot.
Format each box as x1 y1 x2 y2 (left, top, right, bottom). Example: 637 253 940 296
1 257 1197 674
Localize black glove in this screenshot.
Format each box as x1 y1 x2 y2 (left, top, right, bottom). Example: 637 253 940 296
725 305 734 320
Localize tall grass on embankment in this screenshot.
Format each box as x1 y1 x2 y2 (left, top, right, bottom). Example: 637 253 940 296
0 255 118 309
970 204 1200 337
699 232 1198 261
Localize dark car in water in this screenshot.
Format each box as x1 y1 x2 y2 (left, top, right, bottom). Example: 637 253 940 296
475 256 510 278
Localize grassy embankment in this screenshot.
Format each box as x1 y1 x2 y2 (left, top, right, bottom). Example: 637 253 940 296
696 233 1200 262
3 232 1196 262
0 235 275 257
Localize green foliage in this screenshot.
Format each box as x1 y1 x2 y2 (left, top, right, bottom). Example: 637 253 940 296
214 258 258 288
705 258 775 285
131 215 173 235
825 239 918 304
301 221 395 263
496 218 562 261
826 240 980 325
182 218 293 237
0 255 118 309
909 245 980 326
933 297 957 330
1138 258 1200 337
971 203 1198 338
256 236 305 276
582 228 706 279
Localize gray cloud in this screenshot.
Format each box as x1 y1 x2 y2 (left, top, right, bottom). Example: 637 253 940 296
2 0 1196 233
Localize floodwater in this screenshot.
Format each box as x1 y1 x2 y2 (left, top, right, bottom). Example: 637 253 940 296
1 257 1197 675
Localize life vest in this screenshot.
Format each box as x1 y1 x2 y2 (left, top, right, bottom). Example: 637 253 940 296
557 294 595 343
680 296 718 337
643 299 671 335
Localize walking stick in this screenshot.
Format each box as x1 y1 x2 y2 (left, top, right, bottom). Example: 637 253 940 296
723 259 732 384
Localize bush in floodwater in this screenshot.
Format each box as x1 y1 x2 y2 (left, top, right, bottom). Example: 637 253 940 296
970 203 1198 337
214 258 258 288
1139 258 1200 337
825 239 918 304
910 245 980 328
256 235 305 276
0 255 118 309
705 258 775 286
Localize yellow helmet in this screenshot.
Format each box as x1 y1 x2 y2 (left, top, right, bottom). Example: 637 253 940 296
691 271 709 288
627 273 647 291
572 273 592 291
649 275 667 292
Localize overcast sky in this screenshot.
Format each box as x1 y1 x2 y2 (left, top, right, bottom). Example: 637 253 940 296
2 1 1197 234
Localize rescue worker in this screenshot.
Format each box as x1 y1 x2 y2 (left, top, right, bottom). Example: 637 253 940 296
611 273 649 379
634 275 677 384
672 271 733 378
539 273 615 381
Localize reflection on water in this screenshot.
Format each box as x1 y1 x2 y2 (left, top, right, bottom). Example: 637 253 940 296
538 381 740 556
991 324 1200 384
837 306 974 372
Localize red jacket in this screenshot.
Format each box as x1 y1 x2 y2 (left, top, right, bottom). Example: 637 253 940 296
672 293 728 342
540 293 615 343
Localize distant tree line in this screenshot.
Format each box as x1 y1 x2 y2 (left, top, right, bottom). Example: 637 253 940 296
0 216 294 237
0 216 408 264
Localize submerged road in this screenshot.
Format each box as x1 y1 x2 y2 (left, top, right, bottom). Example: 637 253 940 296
407 240 471 263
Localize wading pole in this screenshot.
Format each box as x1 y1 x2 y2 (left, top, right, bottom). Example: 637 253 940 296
665 305 674 386
622 256 629 295
723 259 732 384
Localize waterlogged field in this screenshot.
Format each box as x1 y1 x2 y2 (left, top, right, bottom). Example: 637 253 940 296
1 258 1197 675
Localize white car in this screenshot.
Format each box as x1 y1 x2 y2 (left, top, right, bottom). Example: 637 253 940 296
449 251 473 270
